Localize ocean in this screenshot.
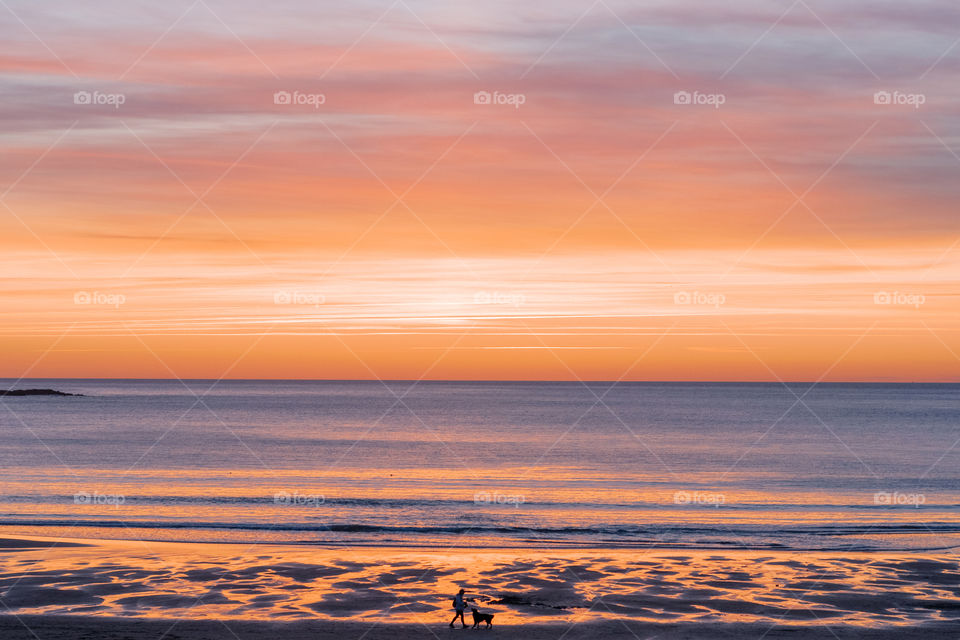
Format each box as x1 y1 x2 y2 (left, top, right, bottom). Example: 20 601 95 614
1 380 958 552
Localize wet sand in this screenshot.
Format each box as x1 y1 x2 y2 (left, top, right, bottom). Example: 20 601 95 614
2 614 958 640
1 536 959 637
0 538 89 549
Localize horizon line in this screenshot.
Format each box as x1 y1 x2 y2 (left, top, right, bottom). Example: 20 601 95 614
1 377 957 385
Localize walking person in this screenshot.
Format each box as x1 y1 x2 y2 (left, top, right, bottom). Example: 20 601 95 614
449 588 467 628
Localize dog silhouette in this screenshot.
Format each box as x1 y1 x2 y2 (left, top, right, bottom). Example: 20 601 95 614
471 607 494 628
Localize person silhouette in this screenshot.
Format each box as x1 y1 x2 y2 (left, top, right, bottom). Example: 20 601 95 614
449 588 467 628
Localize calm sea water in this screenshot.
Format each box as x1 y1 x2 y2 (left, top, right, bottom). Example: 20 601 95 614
1 380 958 551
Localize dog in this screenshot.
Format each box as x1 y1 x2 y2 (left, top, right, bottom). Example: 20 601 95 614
471 607 494 629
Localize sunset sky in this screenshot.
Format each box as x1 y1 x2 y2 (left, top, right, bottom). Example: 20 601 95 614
1 0 959 381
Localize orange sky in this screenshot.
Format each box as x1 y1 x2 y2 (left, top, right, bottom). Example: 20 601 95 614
1 1 958 381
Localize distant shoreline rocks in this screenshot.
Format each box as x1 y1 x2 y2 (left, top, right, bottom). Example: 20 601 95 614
0 388 83 397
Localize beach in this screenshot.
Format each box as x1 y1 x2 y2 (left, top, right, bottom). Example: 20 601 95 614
2 535 959 638
2 381 959 637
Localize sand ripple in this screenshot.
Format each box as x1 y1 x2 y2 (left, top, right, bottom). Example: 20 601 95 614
1 538 959 626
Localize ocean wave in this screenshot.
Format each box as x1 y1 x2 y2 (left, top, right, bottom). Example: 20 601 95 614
4 518 960 537
2 494 959 511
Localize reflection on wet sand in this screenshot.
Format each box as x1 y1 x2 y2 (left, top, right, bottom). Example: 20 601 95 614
2 537 959 627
